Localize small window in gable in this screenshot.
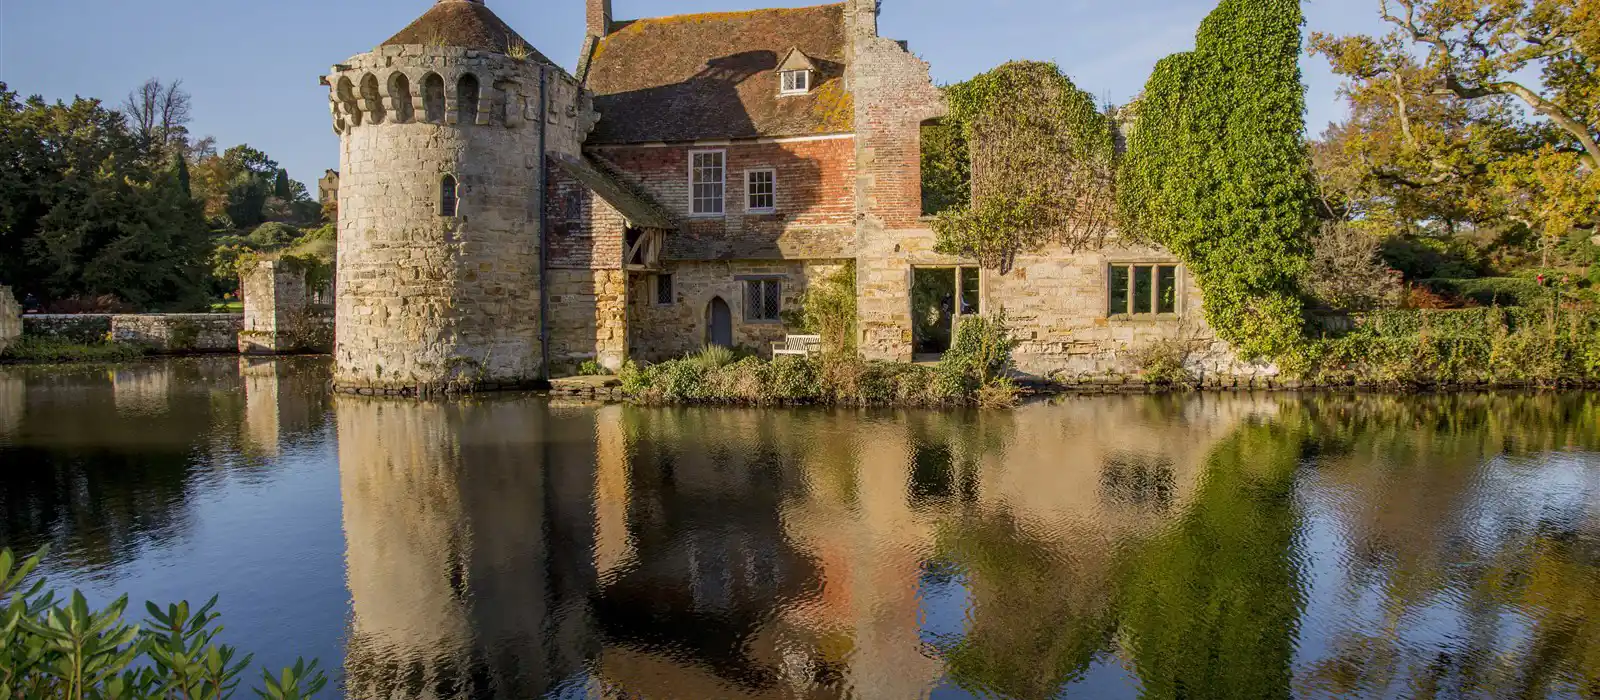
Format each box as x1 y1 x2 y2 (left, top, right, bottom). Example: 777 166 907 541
780 70 811 95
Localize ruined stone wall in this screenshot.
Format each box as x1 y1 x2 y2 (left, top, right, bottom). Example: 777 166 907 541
627 259 849 362
0 287 19 355
847 6 949 365
854 226 1265 378
329 47 592 392
22 314 241 353
586 139 857 261
547 269 628 373
240 260 331 354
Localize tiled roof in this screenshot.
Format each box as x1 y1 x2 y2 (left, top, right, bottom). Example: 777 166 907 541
584 4 854 144
551 154 677 230
382 0 555 64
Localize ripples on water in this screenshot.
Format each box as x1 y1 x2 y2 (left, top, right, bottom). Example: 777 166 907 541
1 358 1598 699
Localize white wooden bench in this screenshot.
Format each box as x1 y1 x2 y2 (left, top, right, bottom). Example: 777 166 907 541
771 334 823 358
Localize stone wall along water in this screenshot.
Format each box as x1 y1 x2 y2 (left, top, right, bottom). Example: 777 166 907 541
24 314 243 353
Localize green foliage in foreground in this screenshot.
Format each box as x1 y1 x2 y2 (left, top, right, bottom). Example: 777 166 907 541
620 313 1020 407
1 547 328 699
1118 0 1316 360
0 337 150 365
1307 307 1600 386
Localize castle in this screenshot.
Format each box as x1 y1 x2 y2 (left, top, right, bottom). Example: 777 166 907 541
325 0 1256 395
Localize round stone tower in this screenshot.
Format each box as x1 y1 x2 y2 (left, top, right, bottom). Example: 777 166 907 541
325 0 573 395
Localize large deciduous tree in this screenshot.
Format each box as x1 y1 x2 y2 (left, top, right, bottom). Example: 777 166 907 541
1311 0 1599 263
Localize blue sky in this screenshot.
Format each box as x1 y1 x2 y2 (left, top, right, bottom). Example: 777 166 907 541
1 0 1386 186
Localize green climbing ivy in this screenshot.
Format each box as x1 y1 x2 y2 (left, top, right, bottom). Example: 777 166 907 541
1118 0 1316 361
932 61 1119 273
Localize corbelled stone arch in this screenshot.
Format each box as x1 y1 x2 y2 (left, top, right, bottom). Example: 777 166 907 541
387 72 414 124
421 72 446 124
359 73 386 125
336 76 362 127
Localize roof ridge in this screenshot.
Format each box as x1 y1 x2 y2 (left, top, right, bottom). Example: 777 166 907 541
613 2 845 27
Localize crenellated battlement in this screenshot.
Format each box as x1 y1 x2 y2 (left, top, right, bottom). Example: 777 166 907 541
323 47 591 135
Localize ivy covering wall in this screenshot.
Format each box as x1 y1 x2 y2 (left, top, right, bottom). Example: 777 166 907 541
1118 0 1316 361
931 61 1118 273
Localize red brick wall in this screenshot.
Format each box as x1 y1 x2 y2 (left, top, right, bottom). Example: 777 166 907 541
546 159 627 270
589 138 857 260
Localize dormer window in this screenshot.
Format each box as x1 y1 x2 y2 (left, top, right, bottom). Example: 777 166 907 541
776 48 818 96
780 69 811 95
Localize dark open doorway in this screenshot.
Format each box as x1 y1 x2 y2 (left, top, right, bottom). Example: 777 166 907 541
911 267 981 359
706 296 733 349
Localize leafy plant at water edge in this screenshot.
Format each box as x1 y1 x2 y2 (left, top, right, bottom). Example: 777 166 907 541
0 547 329 699
1119 0 1317 361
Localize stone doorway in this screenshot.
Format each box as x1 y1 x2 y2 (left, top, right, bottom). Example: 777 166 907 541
706 297 733 348
911 266 981 360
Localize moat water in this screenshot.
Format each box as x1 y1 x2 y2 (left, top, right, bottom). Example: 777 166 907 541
2 357 1598 699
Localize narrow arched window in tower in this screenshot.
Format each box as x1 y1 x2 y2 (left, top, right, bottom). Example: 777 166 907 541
389 73 414 124
440 175 459 217
360 74 386 125
458 74 480 125
422 73 446 124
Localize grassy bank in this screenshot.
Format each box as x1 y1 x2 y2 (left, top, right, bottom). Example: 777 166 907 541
620 314 1020 408
0 337 150 364
1308 306 1600 387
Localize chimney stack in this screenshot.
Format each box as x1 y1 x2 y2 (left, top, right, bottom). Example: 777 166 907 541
587 0 613 37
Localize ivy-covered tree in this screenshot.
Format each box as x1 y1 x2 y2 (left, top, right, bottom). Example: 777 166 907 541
1119 0 1317 360
932 61 1119 273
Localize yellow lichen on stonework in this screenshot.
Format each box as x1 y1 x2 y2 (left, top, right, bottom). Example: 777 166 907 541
812 80 854 132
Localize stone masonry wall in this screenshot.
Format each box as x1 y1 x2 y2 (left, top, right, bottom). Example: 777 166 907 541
586 139 856 261
23 314 242 353
848 4 949 365
853 226 1268 379
0 287 19 355
329 48 592 392
628 259 849 362
547 268 628 374
240 260 332 354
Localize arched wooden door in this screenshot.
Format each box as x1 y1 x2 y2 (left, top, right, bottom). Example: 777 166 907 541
706 297 733 348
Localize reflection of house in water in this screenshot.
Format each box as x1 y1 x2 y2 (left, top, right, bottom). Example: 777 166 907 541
336 397 599 698
335 396 1280 698
590 409 835 698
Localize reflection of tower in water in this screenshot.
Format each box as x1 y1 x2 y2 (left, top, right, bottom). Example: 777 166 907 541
336 397 599 698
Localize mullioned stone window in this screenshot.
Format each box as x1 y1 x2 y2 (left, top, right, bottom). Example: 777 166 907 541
1108 263 1179 317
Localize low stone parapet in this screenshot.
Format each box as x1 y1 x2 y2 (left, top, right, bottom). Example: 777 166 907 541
23 314 243 353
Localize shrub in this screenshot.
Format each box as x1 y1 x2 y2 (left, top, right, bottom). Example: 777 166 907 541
1306 307 1600 386
688 345 735 371
1 337 149 364
1 547 329 699
1303 222 1402 312
576 360 608 377
1131 338 1198 386
938 311 1017 393
1417 278 1555 307
784 263 857 354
